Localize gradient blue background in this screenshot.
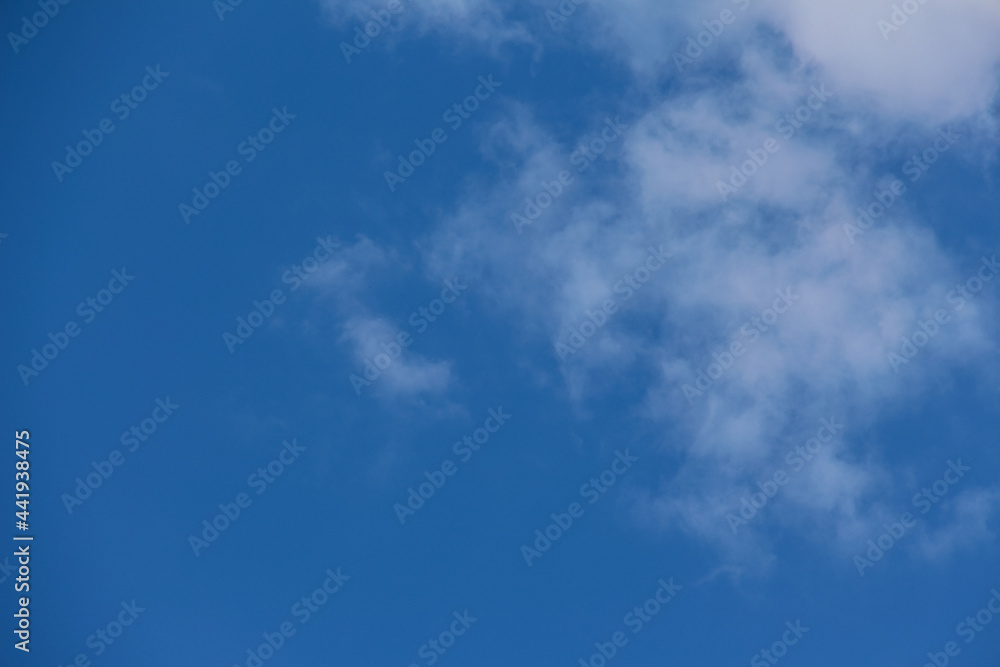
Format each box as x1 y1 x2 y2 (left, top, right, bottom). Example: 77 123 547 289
1 1 999 666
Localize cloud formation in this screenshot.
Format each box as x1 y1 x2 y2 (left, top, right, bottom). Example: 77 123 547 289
324 0 1000 568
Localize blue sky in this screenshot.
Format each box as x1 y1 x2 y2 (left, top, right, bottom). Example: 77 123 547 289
2 0 1000 665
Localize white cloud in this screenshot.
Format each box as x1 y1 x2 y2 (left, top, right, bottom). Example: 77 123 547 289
916 487 1000 560
416 20 1000 567
318 0 532 56
303 236 457 400
578 0 1000 123
760 0 1000 122
338 315 454 397
317 0 1000 567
